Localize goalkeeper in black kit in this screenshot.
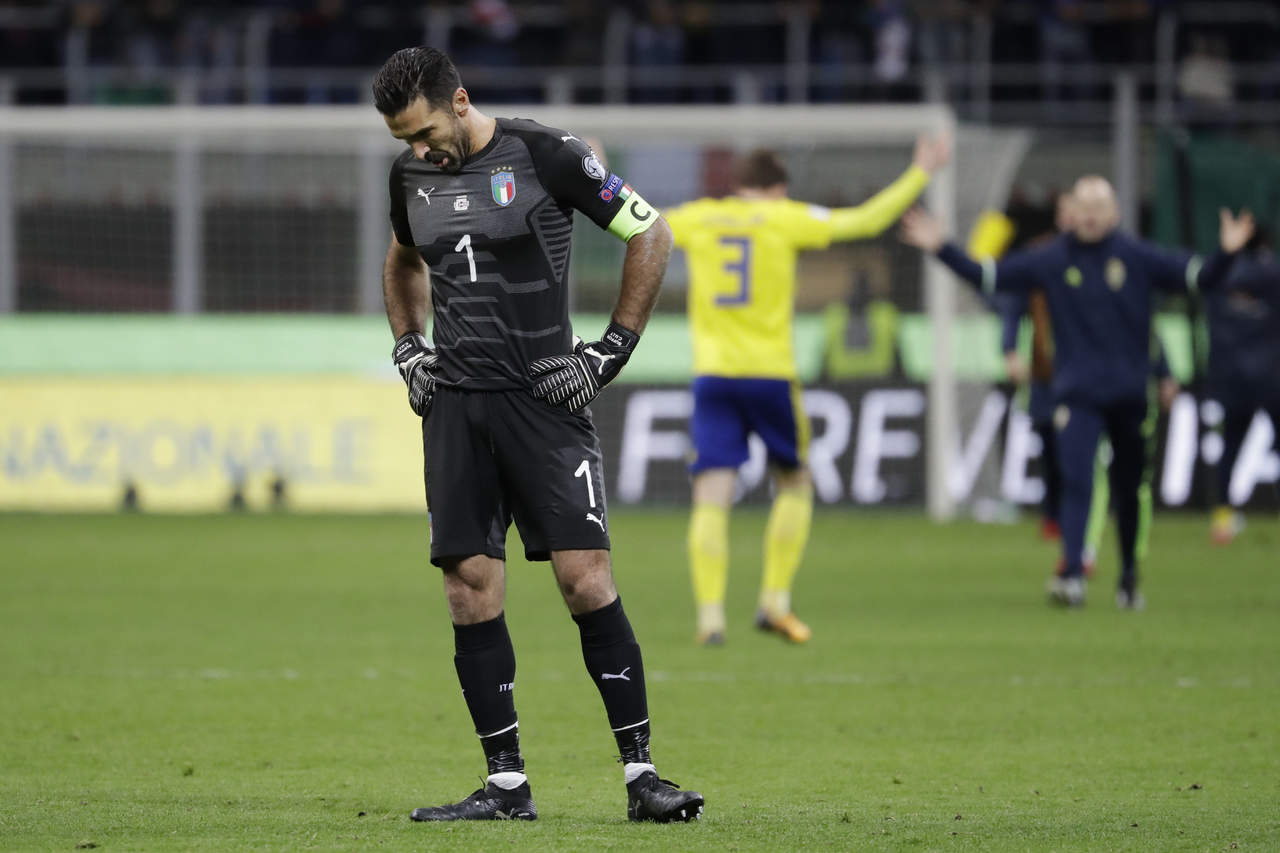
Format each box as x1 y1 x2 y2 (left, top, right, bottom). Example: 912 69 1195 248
375 47 703 823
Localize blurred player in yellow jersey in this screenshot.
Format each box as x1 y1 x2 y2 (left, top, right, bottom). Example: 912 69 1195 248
665 136 952 645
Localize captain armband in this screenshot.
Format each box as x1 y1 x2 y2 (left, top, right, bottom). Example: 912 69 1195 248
606 190 659 242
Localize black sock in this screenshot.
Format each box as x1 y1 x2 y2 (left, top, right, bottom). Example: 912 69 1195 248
573 597 651 765
453 613 523 775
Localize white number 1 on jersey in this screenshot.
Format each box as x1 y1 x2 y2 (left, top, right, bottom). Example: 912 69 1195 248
455 233 476 283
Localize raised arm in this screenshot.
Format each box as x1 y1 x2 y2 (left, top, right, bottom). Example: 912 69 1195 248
900 207 980 284
1200 208 1255 291
827 133 950 242
1142 208 1254 295
899 207 1044 296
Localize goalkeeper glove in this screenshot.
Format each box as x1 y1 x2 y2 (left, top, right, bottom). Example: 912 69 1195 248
527 321 640 412
392 331 439 417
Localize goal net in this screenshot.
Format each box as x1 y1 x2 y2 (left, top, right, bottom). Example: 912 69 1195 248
0 105 1032 518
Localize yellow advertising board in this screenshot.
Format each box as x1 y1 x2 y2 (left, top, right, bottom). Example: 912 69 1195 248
0 377 426 512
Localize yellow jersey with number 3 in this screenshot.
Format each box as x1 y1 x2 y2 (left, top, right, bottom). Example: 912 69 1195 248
665 165 929 380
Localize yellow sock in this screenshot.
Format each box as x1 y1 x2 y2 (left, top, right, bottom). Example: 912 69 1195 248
760 486 812 618
688 502 729 633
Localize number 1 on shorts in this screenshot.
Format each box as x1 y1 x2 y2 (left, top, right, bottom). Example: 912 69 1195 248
574 459 596 508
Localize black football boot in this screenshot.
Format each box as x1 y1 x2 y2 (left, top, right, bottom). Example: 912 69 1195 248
410 780 537 821
626 769 704 823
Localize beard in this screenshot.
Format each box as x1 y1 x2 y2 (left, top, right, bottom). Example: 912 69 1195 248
427 118 471 174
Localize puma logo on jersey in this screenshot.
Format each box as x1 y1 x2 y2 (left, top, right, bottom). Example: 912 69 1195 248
417 187 434 204
586 512 606 532
561 134 578 142
601 666 630 681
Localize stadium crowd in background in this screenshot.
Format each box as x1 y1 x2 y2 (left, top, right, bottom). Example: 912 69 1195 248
3 0 1280 105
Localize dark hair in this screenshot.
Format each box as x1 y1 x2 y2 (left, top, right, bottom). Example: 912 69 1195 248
735 148 788 190
373 47 462 116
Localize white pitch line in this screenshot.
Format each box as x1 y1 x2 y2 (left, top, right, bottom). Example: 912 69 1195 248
92 667 1274 690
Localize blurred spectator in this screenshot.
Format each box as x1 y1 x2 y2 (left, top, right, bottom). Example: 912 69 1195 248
630 0 684 103
1262 26 1280 106
0 2 63 103
120 1 178 73
178 7 241 105
1178 34 1233 106
912 0 974 71
1039 0 1092 112
1093 0 1159 65
1178 32 1235 127
869 0 912 96
1 0 1279 109
65 0 181 104
559 0 611 69
811 1 864 102
270 0 364 104
453 0 528 102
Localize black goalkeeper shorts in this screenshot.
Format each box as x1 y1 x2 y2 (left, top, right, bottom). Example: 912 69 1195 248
422 387 611 567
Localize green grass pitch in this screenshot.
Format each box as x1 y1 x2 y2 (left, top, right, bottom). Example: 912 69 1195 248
1 510 1277 851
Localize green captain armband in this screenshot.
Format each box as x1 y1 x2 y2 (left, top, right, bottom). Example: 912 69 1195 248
606 190 658 242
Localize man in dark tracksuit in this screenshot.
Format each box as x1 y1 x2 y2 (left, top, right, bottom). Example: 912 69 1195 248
999 283 1179 590
1207 247 1280 543
901 175 1253 607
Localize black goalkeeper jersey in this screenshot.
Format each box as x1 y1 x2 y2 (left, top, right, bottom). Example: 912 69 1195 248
389 117 654 390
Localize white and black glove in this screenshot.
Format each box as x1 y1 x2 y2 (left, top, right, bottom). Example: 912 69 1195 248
527 322 640 412
392 331 439 417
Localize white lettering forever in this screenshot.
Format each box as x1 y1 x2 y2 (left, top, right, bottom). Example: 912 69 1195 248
613 388 1279 507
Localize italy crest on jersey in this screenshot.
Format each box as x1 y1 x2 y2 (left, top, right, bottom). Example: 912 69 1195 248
491 166 516 206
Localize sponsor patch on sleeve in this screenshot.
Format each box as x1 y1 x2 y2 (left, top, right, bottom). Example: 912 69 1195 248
598 173 624 202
